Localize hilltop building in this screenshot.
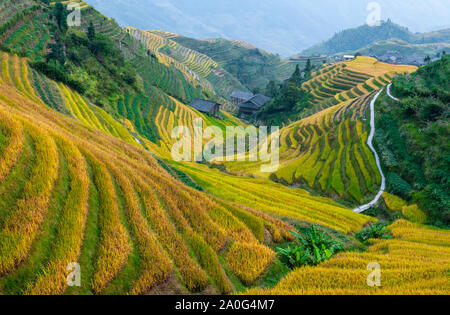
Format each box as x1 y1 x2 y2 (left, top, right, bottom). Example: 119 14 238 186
343 55 356 60
231 90 254 105
189 99 221 116
238 94 271 117
369 51 426 66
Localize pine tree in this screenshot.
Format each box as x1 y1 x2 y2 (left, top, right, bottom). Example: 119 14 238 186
265 81 279 98
54 3 68 34
88 22 96 41
304 58 312 73
289 64 302 85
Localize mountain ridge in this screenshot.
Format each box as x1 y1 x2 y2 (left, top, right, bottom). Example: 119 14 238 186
83 0 450 56
303 20 450 57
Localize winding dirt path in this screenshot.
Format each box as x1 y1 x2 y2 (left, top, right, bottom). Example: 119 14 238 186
353 88 386 213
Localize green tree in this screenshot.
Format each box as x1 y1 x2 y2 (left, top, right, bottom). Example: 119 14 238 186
46 39 66 66
54 3 68 33
304 58 312 73
265 80 279 98
88 22 96 41
289 64 302 85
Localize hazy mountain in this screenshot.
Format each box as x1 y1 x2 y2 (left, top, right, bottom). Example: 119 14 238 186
303 20 450 55
84 0 450 56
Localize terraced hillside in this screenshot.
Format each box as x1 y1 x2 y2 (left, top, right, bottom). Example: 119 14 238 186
70 2 209 105
0 0 214 106
1 0 448 297
0 0 49 61
126 28 248 102
300 57 417 117
168 35 297 92
0 53 300 295
220 57 417 205
0 52 378 295
222 93 380 204
0 52 139 145
116 89 244 159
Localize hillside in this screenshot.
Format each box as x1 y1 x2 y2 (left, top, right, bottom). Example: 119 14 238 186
256 57 416 126
0 52 377 294
0 0 449 297
354 39 450 62
220 57 417 206
126 28 248 103
374 55 450 226
167 35 296 92
303 20 450 57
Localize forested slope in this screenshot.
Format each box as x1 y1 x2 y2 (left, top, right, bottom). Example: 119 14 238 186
374 55 449 226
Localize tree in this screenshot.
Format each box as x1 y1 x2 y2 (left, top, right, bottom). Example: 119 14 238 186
265 80 279 98
289 64 302 85
46 39 66 66
88 22 96 41
54 3 68 33
304 58 312 73
424 55 431 64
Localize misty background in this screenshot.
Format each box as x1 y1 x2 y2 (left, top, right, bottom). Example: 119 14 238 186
84 0 450 56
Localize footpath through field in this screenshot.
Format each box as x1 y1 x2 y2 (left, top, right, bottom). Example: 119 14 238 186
353 88 387 213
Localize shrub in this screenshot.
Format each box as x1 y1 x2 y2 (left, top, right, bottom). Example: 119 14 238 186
355 222 392 242
387 172 412 199
277 226 345 269
419 99 444 122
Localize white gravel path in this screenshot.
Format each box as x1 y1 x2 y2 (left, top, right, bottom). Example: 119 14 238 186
353 88 387 213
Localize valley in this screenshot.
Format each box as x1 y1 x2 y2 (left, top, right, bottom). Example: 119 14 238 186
0 0 448 297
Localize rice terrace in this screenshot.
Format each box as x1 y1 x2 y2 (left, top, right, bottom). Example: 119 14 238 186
0 0 448 303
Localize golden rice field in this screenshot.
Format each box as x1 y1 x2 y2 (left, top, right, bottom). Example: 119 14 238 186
173 162 373 234
0 53 297 294
246 220 450 295
218 57 417 205
300 56 417 116
382 192 407 211
117 90 244 161
0 52 448 296
220 93 379 204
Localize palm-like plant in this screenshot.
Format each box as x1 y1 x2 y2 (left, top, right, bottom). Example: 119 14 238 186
355 222 392 242
277 226 345 268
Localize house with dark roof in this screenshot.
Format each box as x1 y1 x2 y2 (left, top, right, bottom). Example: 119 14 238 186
231 90 254 105
189 99 221 116
238 94 271 117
